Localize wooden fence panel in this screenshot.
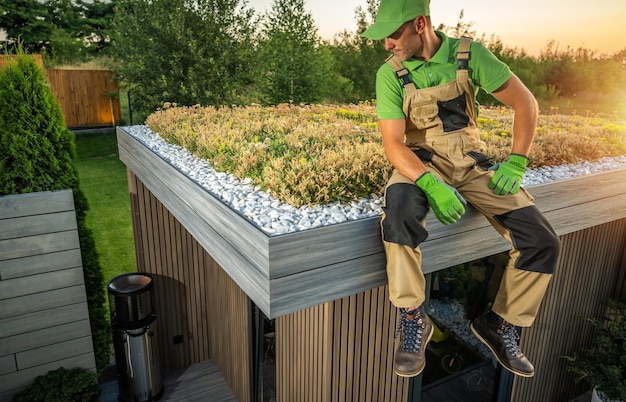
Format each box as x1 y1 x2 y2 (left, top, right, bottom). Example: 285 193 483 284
0 190 95 402
46 69 121 128
1 56 119 128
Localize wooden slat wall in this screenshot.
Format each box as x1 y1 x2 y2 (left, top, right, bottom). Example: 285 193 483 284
127 171 251 402
46 69 121 128
616 239 626 300
276 286 408 402
512 218 626 402
0 190 95 402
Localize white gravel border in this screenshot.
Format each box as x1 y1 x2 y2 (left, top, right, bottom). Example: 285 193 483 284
123 125 626 236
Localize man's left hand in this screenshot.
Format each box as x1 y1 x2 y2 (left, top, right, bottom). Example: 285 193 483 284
488 154 529 195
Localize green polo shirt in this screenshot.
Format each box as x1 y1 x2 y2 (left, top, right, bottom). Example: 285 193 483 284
376 31 513 120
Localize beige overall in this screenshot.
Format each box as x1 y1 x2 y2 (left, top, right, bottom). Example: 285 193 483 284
380 38 560 327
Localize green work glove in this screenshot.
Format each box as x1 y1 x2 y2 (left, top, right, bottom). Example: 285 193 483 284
488 154 529 195
415 172 467 225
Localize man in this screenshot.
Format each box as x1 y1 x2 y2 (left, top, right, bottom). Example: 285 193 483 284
362 0 560 378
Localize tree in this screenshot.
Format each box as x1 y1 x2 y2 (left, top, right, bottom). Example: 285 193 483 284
258 0 330 105
110 0 259 120
0 47 111 372
0 0 54 53
328 0 388 103
0 0 116 64
435 9 476 39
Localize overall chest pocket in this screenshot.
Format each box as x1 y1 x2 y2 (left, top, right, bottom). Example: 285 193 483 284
437 94 470 132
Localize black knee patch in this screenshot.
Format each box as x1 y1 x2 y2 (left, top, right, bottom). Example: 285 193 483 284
382 183 430 248
494 206 560 274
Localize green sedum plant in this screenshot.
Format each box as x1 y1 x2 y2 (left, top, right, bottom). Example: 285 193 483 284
147 102 392 207
146 103 626 207
562 299 626 401
12 367 101 402
0 46 111 372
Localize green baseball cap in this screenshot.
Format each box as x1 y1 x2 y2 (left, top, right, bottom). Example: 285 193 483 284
361 0 431 40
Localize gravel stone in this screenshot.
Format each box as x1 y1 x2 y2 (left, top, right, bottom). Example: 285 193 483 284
124 126 626 236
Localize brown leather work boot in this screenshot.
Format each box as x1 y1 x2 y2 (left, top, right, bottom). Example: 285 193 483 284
470 311 535 377
394 306 433 377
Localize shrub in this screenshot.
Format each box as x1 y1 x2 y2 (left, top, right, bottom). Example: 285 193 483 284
562 299 626 401
0 46 111 372
12 367 101 402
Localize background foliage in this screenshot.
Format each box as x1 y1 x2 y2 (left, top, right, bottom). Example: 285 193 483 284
1 0 625 121
0 50 111 373
12 366 101 402
109 0 258 122
0 0 115 65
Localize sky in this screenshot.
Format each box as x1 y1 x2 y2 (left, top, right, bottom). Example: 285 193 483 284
251 0 626 56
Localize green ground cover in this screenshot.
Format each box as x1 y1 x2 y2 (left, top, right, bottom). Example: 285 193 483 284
148 104 626 207
74 130 136 298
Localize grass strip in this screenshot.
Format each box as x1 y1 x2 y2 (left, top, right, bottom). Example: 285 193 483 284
74 131 136 298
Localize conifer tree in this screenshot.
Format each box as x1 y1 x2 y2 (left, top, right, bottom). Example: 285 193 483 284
0 48 111 372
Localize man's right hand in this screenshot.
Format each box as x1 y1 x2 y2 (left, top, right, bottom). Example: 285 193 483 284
415 172 467 225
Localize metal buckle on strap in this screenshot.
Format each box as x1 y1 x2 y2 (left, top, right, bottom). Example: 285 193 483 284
398 73 412 86
457 52 470 70
457 37 472 70
395 67 412 86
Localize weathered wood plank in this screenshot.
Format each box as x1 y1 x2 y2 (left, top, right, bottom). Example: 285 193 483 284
268 217 382 279
0 357 14 377
270 252 387 317
0 249 82 280
0 286 87 320
542 192 626 236
0 211 77 241
423 191 626 273
0 190 74 220
0 267 85 301
0 302 89 339
0 190 94 402
0 231 80 261
530 167 626 210
0 320 92 357
16 336 94 370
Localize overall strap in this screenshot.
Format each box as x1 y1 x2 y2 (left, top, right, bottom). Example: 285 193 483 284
457 36 472 70
386 54 416 94
455 36 478 127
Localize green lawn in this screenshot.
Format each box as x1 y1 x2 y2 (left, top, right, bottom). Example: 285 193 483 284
74 130 136 294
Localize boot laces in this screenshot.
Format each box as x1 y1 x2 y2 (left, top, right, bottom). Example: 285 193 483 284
498 320 521 355
396 308 425 353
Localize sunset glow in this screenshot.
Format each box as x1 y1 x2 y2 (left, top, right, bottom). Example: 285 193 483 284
253 0 626 56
